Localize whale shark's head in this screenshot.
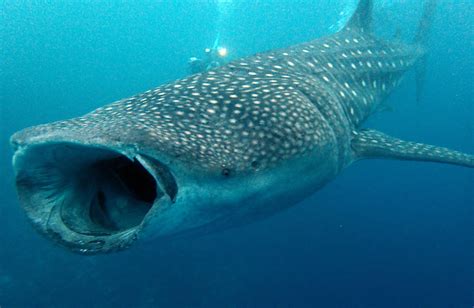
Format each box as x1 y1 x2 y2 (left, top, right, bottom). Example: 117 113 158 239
11 115 186 254
10 71 337 254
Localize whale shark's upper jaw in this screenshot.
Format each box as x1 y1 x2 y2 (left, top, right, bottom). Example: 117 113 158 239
11 132 178 254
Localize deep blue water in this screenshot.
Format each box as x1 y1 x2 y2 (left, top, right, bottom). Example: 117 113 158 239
1 1 473 307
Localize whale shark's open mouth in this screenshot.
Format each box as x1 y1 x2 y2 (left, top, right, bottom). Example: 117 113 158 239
12 142 177 254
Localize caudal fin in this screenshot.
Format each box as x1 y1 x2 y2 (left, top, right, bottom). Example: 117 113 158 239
414 0 437 46
414 0 438 104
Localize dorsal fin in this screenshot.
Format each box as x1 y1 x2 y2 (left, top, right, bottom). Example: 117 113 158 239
344 0 373 33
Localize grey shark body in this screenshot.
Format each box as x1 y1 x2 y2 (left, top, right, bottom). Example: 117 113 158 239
11 0 473 254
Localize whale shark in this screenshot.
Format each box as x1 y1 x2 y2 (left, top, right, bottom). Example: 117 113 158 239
11 0 473 254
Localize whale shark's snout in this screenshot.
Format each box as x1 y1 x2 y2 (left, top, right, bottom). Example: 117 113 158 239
10 108 336 255
11 129 178 254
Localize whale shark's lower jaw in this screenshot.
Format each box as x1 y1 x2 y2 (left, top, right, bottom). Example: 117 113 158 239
11 141 177 254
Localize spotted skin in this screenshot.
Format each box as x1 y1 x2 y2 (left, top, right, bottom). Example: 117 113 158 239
10 0 473 254
12 26 421 176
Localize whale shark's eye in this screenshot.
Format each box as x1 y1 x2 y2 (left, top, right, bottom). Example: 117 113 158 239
221 168 231 177
251 160 260 169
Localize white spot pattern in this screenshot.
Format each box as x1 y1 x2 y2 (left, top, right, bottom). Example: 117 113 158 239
23 25 420 175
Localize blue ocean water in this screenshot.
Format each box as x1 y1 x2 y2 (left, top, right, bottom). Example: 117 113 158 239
1 0 473 307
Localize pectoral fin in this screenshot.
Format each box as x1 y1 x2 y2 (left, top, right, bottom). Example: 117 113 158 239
351 129 474 168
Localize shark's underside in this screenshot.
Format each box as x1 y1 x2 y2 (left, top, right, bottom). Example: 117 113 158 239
10 0 473 254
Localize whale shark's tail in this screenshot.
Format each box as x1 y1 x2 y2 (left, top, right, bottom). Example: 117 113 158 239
343 0 437 104
345 1 473 169
414 0 437 46
414 0 438 104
